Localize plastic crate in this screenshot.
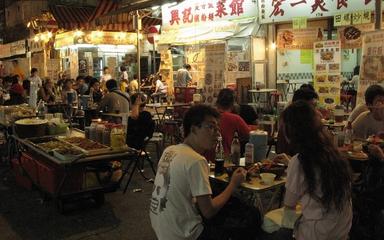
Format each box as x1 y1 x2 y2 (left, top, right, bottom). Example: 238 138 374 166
35 159 84 194
11 158 33 190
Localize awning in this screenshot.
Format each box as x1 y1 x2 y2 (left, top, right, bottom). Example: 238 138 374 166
95 12 161 32
49 5 95 30
89 0 119 23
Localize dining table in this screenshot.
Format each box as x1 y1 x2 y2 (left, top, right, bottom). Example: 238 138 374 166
209 159 286 214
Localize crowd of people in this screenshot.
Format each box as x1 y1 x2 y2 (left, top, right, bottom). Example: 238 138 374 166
149 84 384 240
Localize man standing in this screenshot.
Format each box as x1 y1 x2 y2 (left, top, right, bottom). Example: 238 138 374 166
98 79 130 114
175 64 192 87
150 104 246 240
100 66 112 91
27 68 42 108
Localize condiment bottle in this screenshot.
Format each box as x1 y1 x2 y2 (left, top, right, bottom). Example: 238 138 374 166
230 131 241 165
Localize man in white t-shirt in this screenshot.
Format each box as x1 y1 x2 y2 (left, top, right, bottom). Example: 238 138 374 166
100 66 112 91
150 105 246 240
353 85 384 139
28 68 42 108
175 64 192 87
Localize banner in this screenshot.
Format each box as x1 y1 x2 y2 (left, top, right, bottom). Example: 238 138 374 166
259 0 374 24
313 40 341 106
357 31 384 104
162 0 257 28
338 23 374 49
277 28 320 49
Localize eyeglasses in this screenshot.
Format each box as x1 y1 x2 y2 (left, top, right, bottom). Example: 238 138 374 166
199 122 220 132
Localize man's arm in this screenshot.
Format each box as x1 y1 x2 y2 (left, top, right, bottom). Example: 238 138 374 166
196 168 246 219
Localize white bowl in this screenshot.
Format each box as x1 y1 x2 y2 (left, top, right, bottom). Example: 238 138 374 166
260 173 276 185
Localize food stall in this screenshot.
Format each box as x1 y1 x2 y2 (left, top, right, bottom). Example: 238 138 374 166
8 115 136 212
54 30 137 79
158 0 264 104
258 0 376 108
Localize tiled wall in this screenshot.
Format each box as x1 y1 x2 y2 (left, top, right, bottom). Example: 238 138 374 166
277 72 354 81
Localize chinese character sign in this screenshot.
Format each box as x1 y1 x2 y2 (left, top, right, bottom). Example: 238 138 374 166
162 0 257 28
357 31 384 104
313 40 341 106
259 0 375 23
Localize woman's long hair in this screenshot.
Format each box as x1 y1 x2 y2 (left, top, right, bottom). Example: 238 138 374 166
282 101 351 212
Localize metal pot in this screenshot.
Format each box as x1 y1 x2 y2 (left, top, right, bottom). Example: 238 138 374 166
14 118 48 139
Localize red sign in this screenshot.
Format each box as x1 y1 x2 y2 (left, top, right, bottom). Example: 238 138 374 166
147 26 159 44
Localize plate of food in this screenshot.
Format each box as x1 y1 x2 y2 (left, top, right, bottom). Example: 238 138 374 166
321 51 334 61
347 151 368 160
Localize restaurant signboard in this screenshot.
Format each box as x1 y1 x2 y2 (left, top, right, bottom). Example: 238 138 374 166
313 40 341 106
277 28 319 49
160 0 258 44
162 0 258 28
259 0 375 24
357 31 384 104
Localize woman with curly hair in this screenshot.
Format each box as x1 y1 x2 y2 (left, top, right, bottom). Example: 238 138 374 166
278 100 352 239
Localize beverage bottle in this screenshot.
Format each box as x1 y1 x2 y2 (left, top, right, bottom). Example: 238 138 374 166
231 131 241 165
344 121 353 146
214 135 224 176
244 142 254 166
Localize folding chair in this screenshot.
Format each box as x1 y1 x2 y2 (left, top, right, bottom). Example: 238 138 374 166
121 137 157 193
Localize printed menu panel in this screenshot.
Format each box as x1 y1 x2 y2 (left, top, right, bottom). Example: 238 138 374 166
313 40 341 106
357 31 384 104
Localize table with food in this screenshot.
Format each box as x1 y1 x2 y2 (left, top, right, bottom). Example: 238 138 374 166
209 158 287 214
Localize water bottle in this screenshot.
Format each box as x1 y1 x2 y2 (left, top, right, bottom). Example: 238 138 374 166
344 121 353 146
230 131 241 165
214 135 224 176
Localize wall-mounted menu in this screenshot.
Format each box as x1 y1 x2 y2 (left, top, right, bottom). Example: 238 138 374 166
313 40 341 106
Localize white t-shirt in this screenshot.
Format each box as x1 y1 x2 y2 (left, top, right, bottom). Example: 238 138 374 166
120 71 129 82
28 75 42 108
150 144 212 240
285 155 352 240
100 73 112 84
352 111 384 139
156 79 167 94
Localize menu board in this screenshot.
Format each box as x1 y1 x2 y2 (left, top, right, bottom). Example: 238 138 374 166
357 31 384 104
185 44 225 105
313 40 341 106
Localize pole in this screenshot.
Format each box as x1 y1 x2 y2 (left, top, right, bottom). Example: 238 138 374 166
375 0 382 30
136 10 141 91
153 43 156 74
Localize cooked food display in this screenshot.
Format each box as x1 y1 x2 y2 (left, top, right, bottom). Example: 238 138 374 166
54 147 84 156
315 43 324 48
319 87 329 93
320 51 334 61
37 140 75 152
330 87 340 94
282 30 294 45
328 75 340 82
316 64 326 71
329 64 340 71
62 137 109 150
344 26 361 40
316 75 327 83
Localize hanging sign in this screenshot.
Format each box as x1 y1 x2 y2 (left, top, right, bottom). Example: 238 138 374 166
259 0 375 24
313 40 341 106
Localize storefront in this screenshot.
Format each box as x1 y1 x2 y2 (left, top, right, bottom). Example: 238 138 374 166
258 0 376 107
54 30 138 79
158 0 265 104
0 40 29 79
